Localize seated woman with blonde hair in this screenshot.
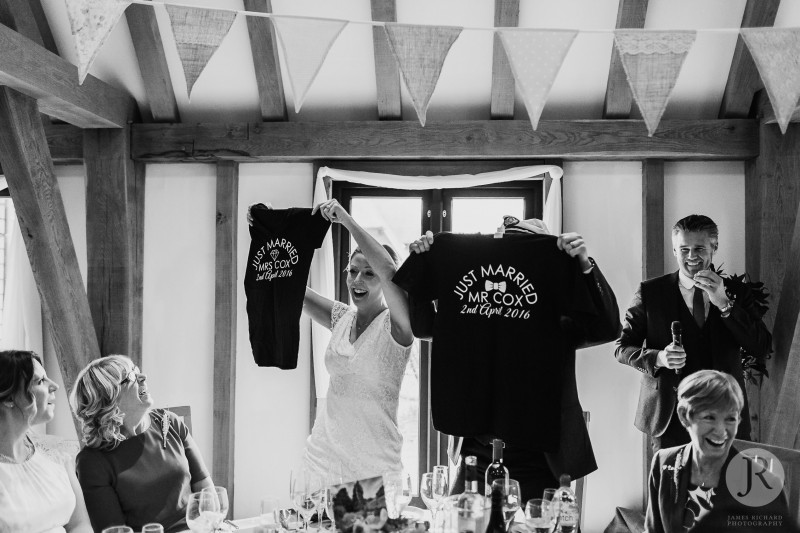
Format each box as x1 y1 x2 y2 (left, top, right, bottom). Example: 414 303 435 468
70 355 213 532
646 369 793 533
0 349 92 532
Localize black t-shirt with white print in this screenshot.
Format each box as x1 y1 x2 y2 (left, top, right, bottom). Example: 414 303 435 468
245 205 330 369
392 232 598 451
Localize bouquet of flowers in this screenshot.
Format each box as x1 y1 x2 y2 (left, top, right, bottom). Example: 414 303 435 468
715 266 772 384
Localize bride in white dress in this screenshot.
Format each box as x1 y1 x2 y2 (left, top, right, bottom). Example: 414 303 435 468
303 199 414 482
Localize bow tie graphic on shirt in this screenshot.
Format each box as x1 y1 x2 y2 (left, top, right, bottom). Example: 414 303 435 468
484 280 507 293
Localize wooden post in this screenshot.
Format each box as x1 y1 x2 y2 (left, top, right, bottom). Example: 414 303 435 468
213 161 238 513
84 127 143 365
750 95 800 445
0 87 100 395
641 158 664 509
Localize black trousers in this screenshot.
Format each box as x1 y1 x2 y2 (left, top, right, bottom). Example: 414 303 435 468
651 415 691 453
450 438 558 504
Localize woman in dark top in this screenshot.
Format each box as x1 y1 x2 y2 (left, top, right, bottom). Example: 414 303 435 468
646 369 793 533
70 355 213 532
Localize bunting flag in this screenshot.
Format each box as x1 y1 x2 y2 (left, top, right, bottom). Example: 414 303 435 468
384 23 462 127
498 29 577 130
741 28 800 134
271 16 348 113
166 5 237 98
65 0 131 83
615 30 696 136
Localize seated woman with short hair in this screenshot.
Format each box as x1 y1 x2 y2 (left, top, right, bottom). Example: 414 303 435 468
70 355 213 532
645 369 791 533
0 349 92 533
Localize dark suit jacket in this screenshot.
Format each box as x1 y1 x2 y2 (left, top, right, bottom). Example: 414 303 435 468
410 259 621 480
615 272 772 439
645 444 792 533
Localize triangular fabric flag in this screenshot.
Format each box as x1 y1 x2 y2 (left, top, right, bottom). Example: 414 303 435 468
271 16 348 113
65 0 131 84
498 29 577 130
615 30 696 136
741 28 800 134
166 5 237 98
384 23 462 126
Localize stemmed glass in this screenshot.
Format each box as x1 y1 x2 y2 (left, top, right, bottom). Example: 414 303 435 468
525 499 553 533
291 470 321 532
202 486 229 528
420 468 449 525
491 479 521 530
384 471 413 518
186 491 220 532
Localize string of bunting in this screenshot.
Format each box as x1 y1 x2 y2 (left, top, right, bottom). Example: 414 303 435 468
68 0 800 135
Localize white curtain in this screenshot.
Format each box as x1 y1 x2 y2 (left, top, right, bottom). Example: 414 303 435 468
0 198 44 355
308 165 563 398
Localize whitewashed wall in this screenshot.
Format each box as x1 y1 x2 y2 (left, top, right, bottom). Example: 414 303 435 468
563 160 746 532
40 159 745 528
234 163 316 517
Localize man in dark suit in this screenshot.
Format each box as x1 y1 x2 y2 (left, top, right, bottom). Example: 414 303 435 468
616 214 772 452
408 217 621 500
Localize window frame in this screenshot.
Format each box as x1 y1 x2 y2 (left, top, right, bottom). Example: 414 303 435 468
315 159 553 488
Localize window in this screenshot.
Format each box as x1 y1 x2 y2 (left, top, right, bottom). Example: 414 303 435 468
328 163 547 488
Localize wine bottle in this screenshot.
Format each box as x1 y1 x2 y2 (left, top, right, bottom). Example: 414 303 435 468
484 485 506 533
457 456 485 533
552 474 578 533
484 439 510 497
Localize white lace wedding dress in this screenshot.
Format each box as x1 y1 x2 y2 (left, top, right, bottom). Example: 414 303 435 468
304 302 412 482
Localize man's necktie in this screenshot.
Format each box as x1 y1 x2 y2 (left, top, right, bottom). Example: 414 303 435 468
693 287 706 328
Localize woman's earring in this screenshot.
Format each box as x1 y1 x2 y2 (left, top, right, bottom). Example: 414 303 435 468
3 401 14 408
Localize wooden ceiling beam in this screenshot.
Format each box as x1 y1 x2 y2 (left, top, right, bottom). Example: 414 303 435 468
126 2 180 123
371 0 401 120
131 119 758 162
26 0 59 55
0 23 135 128
603 0 649 119
43 124 84 163
243 0 287 121
490 0 519 119
0 87 100 395
718 0 781 119
0 0 48 50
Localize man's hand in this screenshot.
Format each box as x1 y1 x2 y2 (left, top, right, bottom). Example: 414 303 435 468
409 231 434 254
693 269 728 308
657 343 686 370
557 232 592 272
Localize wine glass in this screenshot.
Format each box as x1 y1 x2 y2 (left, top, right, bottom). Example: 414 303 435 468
101 528 133 533
142 525 164 533
542 489 556 504
525 499 553 533
260 498 282 533
291 470 320 532
202 486 229 527
420 473 438 522
383 471 413 518
491 478 521 528
431 466 449 507
186 491 220 532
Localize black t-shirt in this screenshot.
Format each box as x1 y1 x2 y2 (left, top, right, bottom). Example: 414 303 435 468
245 205 330 369
392 232 597 451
